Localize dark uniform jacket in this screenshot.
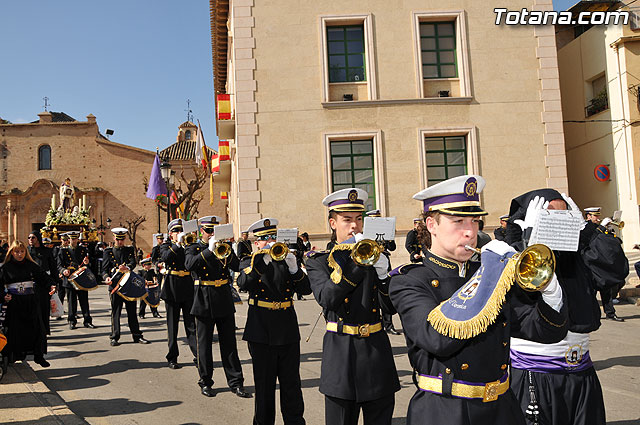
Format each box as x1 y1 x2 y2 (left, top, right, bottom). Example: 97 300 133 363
405 229 423 262
237 253 311 345
184 241 240 318
493 227 507 241
151 244 162 267
28 246 58 279
56 245 88 289
236 239 253 260
101 246 136 292
159 241 193 304
389 251 568 425
306 250 400 402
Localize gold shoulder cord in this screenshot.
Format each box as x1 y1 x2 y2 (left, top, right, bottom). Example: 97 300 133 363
243 249 270 275
326 243 356 284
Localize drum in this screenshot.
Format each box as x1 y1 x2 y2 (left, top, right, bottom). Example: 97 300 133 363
144 282 161 308
115 272 148 301
70 266 99 291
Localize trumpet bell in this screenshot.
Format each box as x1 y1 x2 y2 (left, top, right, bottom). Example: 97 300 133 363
214 242 232 260
616 221 625 229
513 244 555 292
184 232 198 245
270 242 289 262
351 239 381 266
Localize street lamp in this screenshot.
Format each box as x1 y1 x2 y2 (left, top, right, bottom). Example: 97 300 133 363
159 160 172 225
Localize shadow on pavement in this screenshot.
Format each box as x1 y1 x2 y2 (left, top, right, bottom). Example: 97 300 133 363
607 420 640 425
593 355 640 371
66 398 181 417
46 349 109 360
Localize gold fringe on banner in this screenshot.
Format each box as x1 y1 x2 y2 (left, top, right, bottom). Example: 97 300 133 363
427 259 517 340
327 243 356 284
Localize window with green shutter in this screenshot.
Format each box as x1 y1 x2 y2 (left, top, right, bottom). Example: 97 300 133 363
330 140 375 210
327 25 367 83
425 136 467 186
420 22 457 79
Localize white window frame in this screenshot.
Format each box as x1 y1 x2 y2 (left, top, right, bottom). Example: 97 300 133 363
412 11 472 98
322 131 385 227
320 15 377 103
418 127 479 189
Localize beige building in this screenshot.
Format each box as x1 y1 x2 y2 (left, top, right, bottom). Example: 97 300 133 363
0 113 230 254
557 1 640 249
210 0 568 252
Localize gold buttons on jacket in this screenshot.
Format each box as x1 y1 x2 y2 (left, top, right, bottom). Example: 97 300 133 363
503 342 508 347
372 309 377 313
501 364 507 370
503 322 507 327
344 298 349 303
431 279 439 288
461 364 469 370
445 368 451 374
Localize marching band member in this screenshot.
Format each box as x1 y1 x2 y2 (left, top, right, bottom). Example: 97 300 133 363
405 218 424 263
102 228 148 346
506 190 628 425
138 257 161 319
159 219 198 369
306 188 400 425
236 230 253 260
238 218 311 424
56 231 94 330
184 216 250 398
388 175 568 425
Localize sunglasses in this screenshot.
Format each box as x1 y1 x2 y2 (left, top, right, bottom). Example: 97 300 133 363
202 228 214 234
257 235 274 241
28 236 37 239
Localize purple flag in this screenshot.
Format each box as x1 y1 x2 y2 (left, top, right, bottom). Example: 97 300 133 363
146 154 167 200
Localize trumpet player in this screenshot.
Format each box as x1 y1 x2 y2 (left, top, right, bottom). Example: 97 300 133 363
237 218 311 425
184 216 250 399
388 175 568 425
306 188 399 425
507 191 628 425
159 219 198 370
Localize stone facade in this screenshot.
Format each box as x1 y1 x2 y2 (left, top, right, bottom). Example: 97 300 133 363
0 113 230 254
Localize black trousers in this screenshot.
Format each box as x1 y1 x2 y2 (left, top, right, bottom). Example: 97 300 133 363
598 288 616 317
195 313 243 389
57 283 66 305
138 300 157 316
165 299 197 362
248 341 305 425
109 294 142 341
325 394 394 425
66 287 91 325
511 367 605 425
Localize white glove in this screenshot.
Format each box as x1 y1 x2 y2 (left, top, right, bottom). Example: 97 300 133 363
262 253 272 266
353 233 364 243
284 253 298 274
561 192 587 230
514 196 545 231
481 240 516 256
373 254 390 280
177 232 186 244
541 273 563 312
208 237 217 252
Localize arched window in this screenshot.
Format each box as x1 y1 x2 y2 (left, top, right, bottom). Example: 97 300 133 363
38 145 51 170
184 130 192 140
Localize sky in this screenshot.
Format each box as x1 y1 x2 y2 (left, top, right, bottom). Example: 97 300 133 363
1 1 577 154
0 0 218 152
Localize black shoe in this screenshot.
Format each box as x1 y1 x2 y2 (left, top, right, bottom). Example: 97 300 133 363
231 386 252 398
69 323 76 330
138 314 145 319
193 357 198 365
135 337 150 344
110 339 119 346
607 314 625 322
34 357 50 368
152 312 162 318
297 296 305 301
168 361 181 370
201 386 216 397
84 323 96 329
386 327 402 336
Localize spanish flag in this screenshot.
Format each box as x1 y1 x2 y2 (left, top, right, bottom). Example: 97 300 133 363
220 192 228 200
219 140 230 161
217 94 231 120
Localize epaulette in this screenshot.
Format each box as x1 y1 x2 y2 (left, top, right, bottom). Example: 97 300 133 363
389 262 422 277
305 250 328 258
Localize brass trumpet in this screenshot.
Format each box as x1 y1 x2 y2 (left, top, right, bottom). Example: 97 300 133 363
465 244 555 292
184 232 198 245
351 239 382 266
611 220 625 229
214 242 232 260
269 242 289 261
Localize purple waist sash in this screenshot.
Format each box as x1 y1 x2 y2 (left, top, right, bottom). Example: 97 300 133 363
510 349 593 373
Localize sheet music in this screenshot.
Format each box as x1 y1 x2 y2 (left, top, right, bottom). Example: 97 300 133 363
183 219 199 234
363 217 396 241
213 224 234 241
529 210 582 252
613 210 622 221
277 228 298 244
